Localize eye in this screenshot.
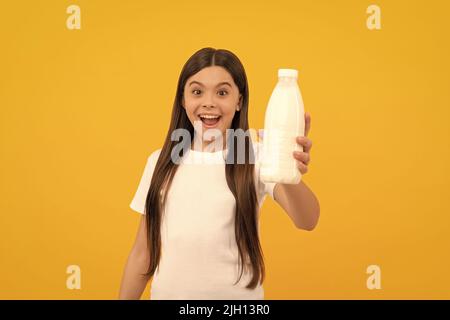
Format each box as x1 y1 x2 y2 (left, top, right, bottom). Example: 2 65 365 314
192 89 201 95
218 90 228 96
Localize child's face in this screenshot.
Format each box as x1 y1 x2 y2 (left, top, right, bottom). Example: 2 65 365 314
182 66 242 142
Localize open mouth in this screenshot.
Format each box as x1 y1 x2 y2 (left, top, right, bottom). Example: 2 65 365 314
199 114 221 127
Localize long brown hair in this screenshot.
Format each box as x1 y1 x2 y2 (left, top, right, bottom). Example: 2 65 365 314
143 47 264 288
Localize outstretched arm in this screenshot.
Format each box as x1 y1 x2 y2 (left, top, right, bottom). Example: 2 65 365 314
273 180 320 231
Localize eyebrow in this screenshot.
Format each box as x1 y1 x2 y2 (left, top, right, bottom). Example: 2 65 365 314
188 81 232 88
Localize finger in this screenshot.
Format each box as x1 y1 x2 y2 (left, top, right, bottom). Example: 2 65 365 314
304 112 311 137
296 160 309 174
296 136 313 153
293 151 310 165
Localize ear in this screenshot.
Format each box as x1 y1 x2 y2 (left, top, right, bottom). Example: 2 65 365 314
237 94 242 111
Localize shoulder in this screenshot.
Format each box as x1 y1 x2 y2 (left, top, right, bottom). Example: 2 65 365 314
147 148 163 164
129 147 163 215
251 140 263 165
251 140 264 186
140 148 163 175
251 140 277 201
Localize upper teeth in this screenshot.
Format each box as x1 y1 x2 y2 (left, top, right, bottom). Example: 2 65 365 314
200 115 220 119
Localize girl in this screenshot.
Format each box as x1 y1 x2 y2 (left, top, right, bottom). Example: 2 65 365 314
119 47 320 300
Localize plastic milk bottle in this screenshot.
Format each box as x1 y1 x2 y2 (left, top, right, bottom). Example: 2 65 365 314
260 68 305 184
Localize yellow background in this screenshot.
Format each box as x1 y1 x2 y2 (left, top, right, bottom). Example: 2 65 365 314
1 0 449 299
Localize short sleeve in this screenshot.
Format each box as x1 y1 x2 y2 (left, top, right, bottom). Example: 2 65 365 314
254 141 277 203
129 149 162 215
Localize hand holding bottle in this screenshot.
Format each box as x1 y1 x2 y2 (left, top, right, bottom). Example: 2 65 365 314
260 112 313 177
292 112 312 175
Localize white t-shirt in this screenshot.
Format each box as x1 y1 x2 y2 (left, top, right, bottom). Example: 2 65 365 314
129 142 276 300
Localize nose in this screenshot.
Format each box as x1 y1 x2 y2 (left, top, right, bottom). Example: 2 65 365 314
202 91 217 109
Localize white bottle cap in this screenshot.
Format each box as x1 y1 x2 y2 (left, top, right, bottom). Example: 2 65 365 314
278 68 298 78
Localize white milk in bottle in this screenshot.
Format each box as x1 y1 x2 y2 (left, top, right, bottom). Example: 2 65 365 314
260 68 305 184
